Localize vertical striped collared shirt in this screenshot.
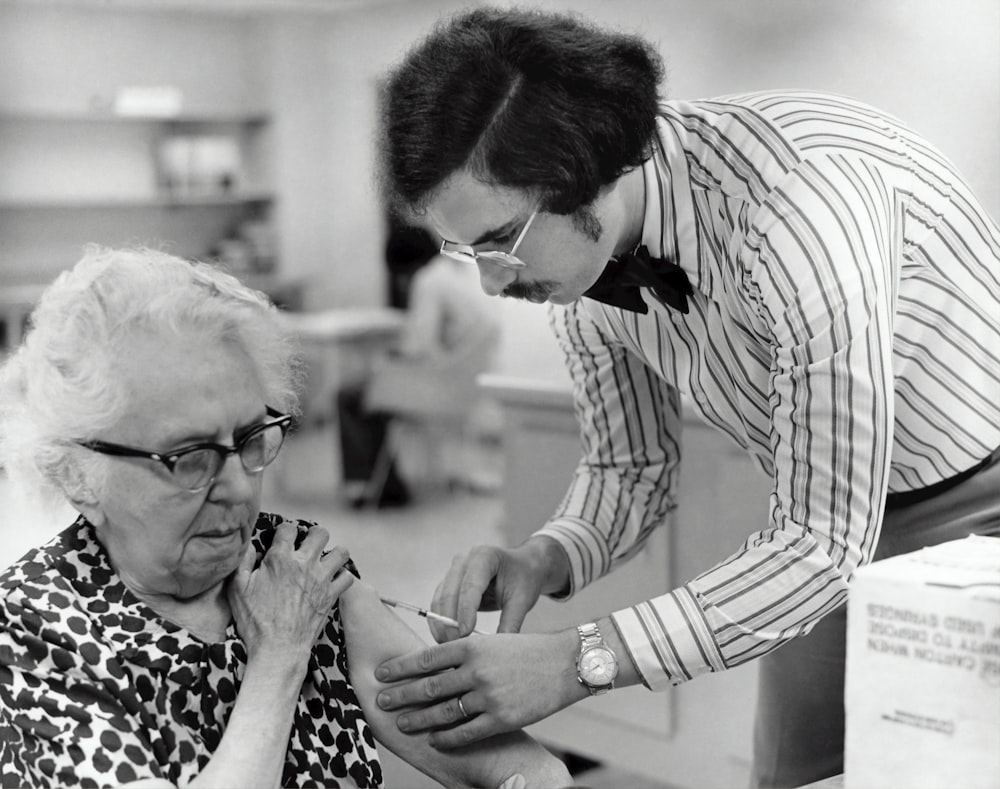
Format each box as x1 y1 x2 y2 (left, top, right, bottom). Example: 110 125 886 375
534 91 1000 689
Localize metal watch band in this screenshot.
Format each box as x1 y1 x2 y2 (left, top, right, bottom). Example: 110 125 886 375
577 622 603 650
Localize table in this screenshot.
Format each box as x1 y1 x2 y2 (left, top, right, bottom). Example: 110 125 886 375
281 306 405 344
280 306 406 421
276 307 405 496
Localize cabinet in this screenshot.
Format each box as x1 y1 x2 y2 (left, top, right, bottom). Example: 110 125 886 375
482 375 770 789
0 110 277 287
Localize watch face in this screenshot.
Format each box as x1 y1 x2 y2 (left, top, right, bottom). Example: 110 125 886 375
579 645 619 686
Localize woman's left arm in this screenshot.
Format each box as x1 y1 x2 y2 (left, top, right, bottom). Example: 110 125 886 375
339 581 572 789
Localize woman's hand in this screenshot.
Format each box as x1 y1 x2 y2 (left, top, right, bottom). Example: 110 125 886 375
227 521 354 665
185 522 355 789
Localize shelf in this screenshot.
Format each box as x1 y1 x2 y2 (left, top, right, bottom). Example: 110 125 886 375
0 109 270 125
0 103 277 285
0 192 275 210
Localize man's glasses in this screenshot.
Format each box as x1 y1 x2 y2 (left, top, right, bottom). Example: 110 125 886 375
76 406 294 493
439 209 538 270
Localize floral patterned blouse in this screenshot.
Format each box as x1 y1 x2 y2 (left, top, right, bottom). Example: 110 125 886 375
0 512 383 788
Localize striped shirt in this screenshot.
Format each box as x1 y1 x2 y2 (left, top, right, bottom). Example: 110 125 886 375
534 91 1000 690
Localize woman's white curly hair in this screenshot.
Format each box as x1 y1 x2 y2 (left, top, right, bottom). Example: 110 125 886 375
0 246 303 503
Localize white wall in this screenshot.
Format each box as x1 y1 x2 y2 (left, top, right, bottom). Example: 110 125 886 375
251 3 473 309
530 0 1000 214
0 0 996 343
0 5 263 116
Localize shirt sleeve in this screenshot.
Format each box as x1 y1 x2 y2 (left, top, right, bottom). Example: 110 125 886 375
0 594 167 787
542 154 897 691
532 301 684 597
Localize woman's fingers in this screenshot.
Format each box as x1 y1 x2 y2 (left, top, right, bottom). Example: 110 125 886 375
321 545 351 578
298 521 331 557
237 543 257 580
270 519 298 548
329 568 355 598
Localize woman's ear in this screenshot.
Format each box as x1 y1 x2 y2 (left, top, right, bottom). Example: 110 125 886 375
56 460 106 527
66 493 106 528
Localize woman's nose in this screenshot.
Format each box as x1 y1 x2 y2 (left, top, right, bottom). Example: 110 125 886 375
208 453 256 502
476 260 517 297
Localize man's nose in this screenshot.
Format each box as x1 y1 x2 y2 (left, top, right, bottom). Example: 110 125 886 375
476 260 517 297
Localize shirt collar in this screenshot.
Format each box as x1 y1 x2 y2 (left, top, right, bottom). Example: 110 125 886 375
639 131 670 261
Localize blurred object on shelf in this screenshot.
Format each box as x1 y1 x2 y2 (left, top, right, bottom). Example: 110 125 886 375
215 235 251 274
240 217 277 273
209 215 277 276
112 85 183 118
158 132 241 197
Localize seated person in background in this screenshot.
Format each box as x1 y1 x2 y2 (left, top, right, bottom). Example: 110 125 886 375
0 246 569 789
338 226 502 507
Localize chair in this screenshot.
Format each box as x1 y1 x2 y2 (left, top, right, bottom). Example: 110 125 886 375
360 321 500 503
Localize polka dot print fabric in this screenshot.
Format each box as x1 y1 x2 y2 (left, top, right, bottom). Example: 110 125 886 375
0 512 383 788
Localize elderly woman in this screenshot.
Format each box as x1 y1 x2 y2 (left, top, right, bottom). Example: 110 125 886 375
0 247 570 789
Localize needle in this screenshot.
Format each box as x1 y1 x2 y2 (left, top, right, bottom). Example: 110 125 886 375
380 596 487 635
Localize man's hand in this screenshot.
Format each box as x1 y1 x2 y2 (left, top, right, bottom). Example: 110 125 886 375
428 537 570 642
374 630 589 748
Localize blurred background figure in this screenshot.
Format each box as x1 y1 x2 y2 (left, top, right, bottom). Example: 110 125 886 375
337 222 502 508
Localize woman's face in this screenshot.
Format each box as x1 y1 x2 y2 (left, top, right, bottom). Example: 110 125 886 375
85 328 267 600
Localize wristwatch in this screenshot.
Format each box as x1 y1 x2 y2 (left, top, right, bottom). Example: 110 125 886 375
576 622 619 695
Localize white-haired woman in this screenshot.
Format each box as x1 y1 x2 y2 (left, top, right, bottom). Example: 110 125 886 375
0 247 569 789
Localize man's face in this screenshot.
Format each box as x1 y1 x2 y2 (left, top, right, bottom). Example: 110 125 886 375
425 169 623 305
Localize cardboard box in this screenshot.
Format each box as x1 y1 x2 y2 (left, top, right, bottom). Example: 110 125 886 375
845 535 1000 789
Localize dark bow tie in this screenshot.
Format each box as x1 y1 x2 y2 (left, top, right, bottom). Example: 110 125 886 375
583 245 693 314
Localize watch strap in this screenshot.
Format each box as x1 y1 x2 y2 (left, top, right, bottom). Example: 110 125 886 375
577 622 603 650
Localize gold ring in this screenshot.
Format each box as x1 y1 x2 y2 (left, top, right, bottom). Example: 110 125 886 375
457 696 470 719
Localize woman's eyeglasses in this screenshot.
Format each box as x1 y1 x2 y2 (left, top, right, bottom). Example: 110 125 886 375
76 406 294 493
439 210 538 270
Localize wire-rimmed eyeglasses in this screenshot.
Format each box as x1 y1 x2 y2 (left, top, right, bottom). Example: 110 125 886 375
439 209 538 270
75 406 294 493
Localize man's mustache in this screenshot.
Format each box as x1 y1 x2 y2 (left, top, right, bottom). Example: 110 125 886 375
502 281 552 302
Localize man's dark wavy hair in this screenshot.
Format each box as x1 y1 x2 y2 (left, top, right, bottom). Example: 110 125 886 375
378 6 665 218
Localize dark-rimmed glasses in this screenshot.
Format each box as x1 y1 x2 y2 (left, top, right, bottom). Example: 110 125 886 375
439 209 538 270
76 406 294 493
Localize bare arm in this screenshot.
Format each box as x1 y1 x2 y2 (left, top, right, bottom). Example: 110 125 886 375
340 580 572 789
